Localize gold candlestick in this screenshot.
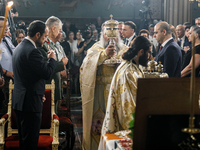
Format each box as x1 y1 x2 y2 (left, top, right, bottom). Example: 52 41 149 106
182 32 200 134
0 1 13 42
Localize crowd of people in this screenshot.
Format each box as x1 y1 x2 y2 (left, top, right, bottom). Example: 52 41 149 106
0 14 200 149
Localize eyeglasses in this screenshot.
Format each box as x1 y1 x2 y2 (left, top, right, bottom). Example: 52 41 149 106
17 36 24 39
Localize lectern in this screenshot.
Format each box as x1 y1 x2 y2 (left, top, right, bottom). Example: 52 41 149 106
133 78 200 150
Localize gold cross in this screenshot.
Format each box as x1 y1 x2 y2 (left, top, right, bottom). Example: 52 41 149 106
110 14 113 20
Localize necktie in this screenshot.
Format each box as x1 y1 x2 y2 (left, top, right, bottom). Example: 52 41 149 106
158 46 163 53
3 37 13 55
126 39 129 46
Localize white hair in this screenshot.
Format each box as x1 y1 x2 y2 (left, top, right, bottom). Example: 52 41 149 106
45 16 62 29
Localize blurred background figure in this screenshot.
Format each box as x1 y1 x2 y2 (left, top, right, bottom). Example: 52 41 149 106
76 30 84 48
181 26 200 77
148 24 158 51
59 31 71 68
92 29 98 41
77 29 96 63
183 22 191 29
88 23 96 32
95 16 103 33
15 20 27 35
176 24 191 54
195 17 200 26
169 24 178 42
67 31 81 95
139 29 156 57
63 21 77 39
13 29 25 46
118 21 124 40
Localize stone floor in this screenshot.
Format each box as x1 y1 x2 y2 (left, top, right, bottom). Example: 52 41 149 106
58 95 82 150
70 96 83 150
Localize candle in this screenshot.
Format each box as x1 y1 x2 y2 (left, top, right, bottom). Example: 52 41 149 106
0 1 13 42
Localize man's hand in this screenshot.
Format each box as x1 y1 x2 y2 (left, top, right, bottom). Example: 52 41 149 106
105 44 116 57
42 95 46 102
47 50 56 60
7 71 14 79
60 65 67 78
60 70 67 78
83 42 87 47
61 57 68 65
0 77 5 88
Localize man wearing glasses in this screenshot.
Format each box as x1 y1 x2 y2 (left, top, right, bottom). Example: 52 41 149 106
195 17 200 26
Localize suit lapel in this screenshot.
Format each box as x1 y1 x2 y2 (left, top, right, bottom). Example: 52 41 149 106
156 39 174 59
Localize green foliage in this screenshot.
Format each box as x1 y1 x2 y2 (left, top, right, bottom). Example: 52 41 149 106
128 112 135 139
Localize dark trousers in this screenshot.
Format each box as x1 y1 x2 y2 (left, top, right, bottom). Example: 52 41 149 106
14 109 42 150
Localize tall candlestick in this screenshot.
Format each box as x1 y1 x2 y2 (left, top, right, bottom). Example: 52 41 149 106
0 1 13 42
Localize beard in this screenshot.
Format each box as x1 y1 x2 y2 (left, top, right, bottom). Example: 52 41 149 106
99 32 124 52
35 37 43 47
139 54 149 67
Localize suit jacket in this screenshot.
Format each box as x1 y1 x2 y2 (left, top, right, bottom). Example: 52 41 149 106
177 36 192 48
38 39 65 102
12 38 57 112
155 39 182 77
124 34 137 47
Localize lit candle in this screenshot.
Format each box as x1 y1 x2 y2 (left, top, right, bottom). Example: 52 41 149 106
0 1 13 42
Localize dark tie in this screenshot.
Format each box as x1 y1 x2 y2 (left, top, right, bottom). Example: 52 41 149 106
158 46 163 53
125 39 129 46
3 37 13 55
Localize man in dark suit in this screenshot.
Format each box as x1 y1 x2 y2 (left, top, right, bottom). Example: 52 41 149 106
176 24 192 52
122 21 137 46
12 20 57 150
154 22 182 77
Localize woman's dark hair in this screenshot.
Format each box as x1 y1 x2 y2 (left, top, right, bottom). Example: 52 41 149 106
67 31 74 40
122 36 151 62
15 29 25 37
76 30 82 35
27 20 46 37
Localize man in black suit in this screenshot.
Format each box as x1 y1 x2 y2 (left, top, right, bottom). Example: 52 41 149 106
176 24 192 52
12 20 57 150
122 21 137 46
154 22 182 77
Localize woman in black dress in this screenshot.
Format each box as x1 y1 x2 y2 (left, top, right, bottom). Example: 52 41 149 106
181 26 200 77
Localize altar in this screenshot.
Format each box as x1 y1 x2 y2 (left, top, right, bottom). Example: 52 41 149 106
100 133 132 150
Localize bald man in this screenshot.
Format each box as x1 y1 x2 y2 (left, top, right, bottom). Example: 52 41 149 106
176 24 191 50
154 22 182 77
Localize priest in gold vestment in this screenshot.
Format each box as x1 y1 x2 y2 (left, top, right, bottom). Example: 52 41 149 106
98 36 152 150
80 24 129 150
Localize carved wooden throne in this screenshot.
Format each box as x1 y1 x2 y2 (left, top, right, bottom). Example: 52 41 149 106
0 79 59 150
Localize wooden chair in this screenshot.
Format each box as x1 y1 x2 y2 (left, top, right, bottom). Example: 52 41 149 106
0 79 59 150
58 70 75 150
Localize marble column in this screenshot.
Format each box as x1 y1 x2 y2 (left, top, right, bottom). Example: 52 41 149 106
164 0 192 26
